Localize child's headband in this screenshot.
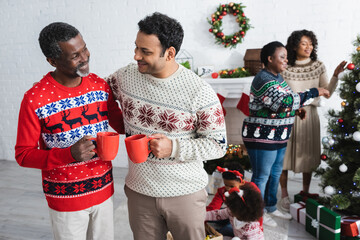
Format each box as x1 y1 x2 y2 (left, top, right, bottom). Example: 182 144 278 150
224 187 246 205
216 166 244 183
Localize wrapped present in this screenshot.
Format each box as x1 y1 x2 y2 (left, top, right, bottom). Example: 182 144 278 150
205 223 223 240
306 198 341 240
341 216 360 237
294 193 304 203
167 223 223 240
290 201 306 225
294 192 319 203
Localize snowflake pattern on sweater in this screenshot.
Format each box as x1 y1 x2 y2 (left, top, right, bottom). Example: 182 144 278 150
242 69 319 150
15 73 124 211
107 63 227 197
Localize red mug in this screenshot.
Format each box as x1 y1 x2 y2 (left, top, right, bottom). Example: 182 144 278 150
90 132 120 161
124 134 154 164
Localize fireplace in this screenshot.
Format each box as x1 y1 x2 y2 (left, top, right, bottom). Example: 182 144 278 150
205 76 254 144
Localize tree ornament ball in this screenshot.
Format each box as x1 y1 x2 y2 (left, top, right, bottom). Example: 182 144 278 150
338 118 344 123
353 131 360 141
211 72 219 79
347 63 355 70
357 46 360 51
322 137 329 145
341 101 347 107
339 164 348 173
356 82 360 92
324 186 335 195
328 138 335 146
321 154 328 160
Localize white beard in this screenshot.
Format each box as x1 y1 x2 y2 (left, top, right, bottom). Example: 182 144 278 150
76 68 89 77
76 58 90 77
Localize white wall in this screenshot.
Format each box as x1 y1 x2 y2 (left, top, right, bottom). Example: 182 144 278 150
1 0 359 167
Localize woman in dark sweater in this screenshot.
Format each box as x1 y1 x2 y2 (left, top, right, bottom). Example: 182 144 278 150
241 41 330 227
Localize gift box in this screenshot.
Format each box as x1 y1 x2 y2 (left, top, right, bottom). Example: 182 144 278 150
205 223 223 240
167 223 223 240
306 198 341 240
294 192 319 203
290 201 306 225
294 193 304 203
341 216 360 237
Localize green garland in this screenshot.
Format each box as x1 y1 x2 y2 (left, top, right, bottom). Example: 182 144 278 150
208 2 251 49
219 67 251 78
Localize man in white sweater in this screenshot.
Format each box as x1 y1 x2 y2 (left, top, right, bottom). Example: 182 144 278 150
106 12 227 240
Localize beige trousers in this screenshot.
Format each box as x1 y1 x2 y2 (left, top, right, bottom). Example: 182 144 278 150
124 185 207 240
48 197 114 240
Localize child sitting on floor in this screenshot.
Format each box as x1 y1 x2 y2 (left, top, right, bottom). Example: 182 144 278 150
207 164 246 236
206 182 264 240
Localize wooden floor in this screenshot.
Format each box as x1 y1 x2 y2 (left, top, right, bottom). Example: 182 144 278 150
0 160 317 240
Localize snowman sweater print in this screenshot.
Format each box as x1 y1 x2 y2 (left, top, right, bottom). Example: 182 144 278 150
242 69 319 150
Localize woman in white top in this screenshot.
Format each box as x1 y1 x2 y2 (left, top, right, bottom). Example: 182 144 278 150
279 29 346 212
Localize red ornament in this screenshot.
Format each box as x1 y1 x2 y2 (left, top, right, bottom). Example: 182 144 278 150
347 63 355 70
209 29 213 32
240 31 245 35
232 39 237 44
219 15 223 19
242 13 245 17
212 18 215 22
222 4 225 7
233 13 237 16
222 11 227 15
211 72 219 79
320 154 328 160
338 118 344 123
217 32 225 38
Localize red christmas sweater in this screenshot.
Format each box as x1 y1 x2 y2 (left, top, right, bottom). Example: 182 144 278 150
15 72 124 211
206 186 226 211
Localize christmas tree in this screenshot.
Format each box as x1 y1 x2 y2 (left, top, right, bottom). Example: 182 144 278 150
315 36 360 215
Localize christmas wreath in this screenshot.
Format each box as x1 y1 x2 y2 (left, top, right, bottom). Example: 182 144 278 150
208 2 251 49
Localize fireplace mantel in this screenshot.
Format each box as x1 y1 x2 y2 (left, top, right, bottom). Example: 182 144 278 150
204 76 254 107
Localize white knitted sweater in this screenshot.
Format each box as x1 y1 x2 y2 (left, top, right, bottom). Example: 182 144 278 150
107 63 227 197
